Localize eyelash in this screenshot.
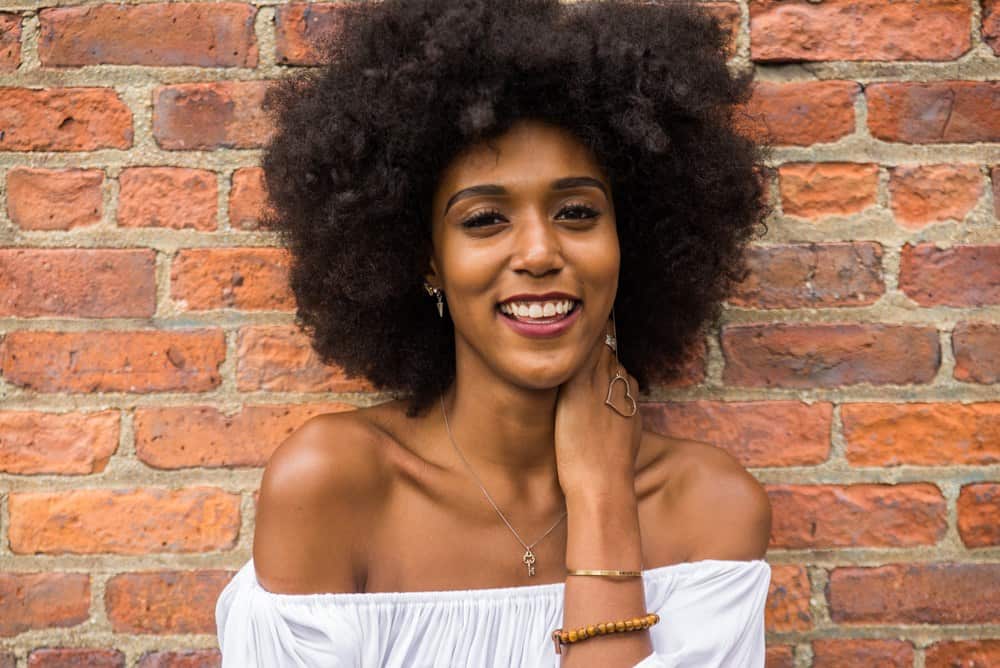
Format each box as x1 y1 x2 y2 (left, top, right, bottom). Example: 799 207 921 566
460 203 600 228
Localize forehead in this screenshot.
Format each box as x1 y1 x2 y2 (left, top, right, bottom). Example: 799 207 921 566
433 120 607 201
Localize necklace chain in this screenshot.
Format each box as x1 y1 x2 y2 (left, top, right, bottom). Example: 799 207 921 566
439 394 567 575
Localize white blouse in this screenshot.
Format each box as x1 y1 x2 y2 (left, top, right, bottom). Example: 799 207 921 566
216 558 771 667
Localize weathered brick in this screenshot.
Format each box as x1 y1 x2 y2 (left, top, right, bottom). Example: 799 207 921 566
0 654 13 668
274 3 347 65
764 645 793 668
27 649 124 668
954 322 1000 384
925 639 1000 667
237 325 375 392
744 81 859 146
153 81 271 150
983 0 1000 56
750 0 970 62
0 410 118 474
0 248 156 318
8 488 240 554
0 330 225 393
958 483 1000 547
778 162 878 219
0 13 21 71
899 243 1000 306
39 3 257 67
134 402 353 468
118 167 217 231
0 87 132 151
138 650 221 668
828 562 1000 624
842 402 1000 466
640 400 832 467
6 167 103 230
765 565 812 632
728 242 884 308
993 165 1000 219
889 164 983 228
767 484 946 549
171 248 294 311
812 639 914 668
229 167 272 230
868 81 1000 143
0 572 90 636
105 571 233 635
721 323 939 388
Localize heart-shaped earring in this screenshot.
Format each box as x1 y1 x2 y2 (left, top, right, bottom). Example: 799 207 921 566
605 368 637 417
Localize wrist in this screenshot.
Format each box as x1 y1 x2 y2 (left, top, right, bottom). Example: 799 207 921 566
562 473 637 511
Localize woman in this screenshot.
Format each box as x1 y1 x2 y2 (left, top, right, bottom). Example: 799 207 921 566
216 0 773 665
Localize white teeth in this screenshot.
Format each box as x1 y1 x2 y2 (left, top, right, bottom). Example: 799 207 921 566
499 299 578 320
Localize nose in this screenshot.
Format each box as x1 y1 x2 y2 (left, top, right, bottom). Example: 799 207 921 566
508 209 565 276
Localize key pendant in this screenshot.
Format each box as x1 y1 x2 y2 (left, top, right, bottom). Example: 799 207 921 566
522 548 537 576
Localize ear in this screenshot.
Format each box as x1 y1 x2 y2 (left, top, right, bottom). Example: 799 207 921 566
422 256 441 290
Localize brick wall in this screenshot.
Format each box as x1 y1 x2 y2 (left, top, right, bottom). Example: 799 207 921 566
0 1 997 666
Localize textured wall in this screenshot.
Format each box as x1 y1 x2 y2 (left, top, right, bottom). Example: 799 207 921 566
0 1 998 666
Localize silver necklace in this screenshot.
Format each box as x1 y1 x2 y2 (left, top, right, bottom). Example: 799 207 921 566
439 395 567 576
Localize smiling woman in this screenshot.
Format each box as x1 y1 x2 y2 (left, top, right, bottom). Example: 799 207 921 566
216 0 774 666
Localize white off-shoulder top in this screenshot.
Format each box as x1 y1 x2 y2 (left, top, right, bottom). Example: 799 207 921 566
216 558 771 667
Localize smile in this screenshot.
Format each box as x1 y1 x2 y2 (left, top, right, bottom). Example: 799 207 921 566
496 300 582 338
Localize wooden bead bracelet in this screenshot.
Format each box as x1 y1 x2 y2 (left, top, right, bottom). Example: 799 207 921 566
551 613 660 654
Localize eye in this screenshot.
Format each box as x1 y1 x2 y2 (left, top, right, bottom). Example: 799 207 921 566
557 202 600 221
460 208 505 228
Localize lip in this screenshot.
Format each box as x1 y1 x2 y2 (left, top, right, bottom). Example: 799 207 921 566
497 302 583 339
497 291 580 305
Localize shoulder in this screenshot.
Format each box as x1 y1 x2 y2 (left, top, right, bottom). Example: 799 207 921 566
253 410 391 594
648 432 771 562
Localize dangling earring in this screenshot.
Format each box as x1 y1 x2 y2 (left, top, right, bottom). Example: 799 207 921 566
423 282 445 318
604 306 637 417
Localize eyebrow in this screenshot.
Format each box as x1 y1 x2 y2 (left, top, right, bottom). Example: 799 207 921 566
442 176 609 215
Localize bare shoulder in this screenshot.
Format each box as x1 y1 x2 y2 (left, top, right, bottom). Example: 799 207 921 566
253 410 390 594
648 432 771 562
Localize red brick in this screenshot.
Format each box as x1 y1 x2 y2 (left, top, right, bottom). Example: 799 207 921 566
983 0 1000 56
0 410 118 474
640 400 832 467
812 639 914 668
958 483 1000 547
138 650 220 668
828 562 1000 624
765 645 793 668
6 167 103 230
926 639 1000 668
105 571 232 635
118 167 217 231
721 323 939 388
868 81 1000 143
954 322 1000 384
899 243 1000 306
0 572 90 636
8 487 239 555
729 242 884 308
0 330 225 393
171 248 293 311
229 167 273 230
0 13 21 71
237 325 375 392
134 402 353 468
767 484 946 549
274 3 347 65
843 402 1000 466
993 165 1000 219
153 81 271 150
0 248 155 318
889 164 983 228
0 87 132 151
744 81 859 146
27 649 123 668
0 654 12 668
778 162 878 219
39 3 257 67
765 565 812 632
750 0 970 62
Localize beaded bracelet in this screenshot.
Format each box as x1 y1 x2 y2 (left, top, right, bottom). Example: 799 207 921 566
551 613 660 655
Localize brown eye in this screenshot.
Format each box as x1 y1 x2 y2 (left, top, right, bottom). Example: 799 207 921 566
557 203 600 221
460 208 505 228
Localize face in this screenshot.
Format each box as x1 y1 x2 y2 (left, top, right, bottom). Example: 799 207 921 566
425 119 620 389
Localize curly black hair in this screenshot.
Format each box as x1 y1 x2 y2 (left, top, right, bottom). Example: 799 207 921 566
260 0 771 417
